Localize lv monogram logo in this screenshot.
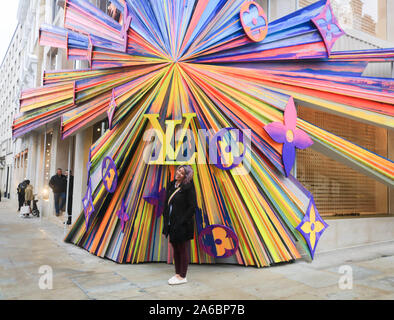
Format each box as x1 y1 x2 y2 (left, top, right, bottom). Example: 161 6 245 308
143 113 197 165
143 113 252 174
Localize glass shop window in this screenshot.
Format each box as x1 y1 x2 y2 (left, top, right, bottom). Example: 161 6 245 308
92 119 109 144
44 131 53 186
297 106 389 217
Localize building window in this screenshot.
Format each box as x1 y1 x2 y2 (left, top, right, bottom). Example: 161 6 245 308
98 0 110 14
52 0 58 22
48 48 58 71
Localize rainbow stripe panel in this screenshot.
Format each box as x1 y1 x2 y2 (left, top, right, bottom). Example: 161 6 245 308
13 0 394 267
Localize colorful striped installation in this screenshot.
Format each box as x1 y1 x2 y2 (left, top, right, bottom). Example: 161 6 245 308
13 0 394 267
329 48 394 62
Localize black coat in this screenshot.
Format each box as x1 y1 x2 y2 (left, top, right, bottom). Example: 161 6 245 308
49 174 67 193
162 180 197 243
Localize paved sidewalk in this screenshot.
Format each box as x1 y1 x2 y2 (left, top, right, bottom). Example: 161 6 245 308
0 199 393 300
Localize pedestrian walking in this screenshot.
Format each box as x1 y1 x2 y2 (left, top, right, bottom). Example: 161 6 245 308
49 168 67 216
24 180 34 211
17 180 28 211
162 165 197 285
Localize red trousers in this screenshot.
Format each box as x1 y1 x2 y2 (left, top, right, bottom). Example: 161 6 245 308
171 241 190 278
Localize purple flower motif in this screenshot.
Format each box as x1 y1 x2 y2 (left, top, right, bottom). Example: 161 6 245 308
116 198 129 233
107 88 117 130
209 127 245 170
312 0 344 55
82 178 94 229
264 97 313 177
296 197 328 260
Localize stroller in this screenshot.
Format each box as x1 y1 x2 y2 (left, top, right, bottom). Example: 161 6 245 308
20 194 40 218
31 194 40 217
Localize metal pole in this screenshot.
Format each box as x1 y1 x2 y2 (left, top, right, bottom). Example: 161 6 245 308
64 137 72 235
41 124 47 224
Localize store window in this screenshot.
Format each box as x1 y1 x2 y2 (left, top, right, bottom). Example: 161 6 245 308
44 131 53 186
92 119 109 144
297 106 389 217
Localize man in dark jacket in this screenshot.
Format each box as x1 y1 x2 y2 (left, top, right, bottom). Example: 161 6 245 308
17 180 28 211
49 168 67 216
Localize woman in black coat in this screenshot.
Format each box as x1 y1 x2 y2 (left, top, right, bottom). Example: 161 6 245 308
162 165 197 285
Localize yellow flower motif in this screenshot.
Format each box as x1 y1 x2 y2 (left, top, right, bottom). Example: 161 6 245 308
300 205 324 250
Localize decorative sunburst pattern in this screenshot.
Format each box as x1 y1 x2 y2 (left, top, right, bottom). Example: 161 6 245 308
13 0 394 267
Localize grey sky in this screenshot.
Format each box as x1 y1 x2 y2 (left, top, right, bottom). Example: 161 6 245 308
0 0 19 65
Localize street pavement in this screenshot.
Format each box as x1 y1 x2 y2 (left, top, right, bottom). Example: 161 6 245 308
0 199 393 300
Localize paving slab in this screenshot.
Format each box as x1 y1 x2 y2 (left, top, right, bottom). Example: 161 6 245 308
0 199 393 300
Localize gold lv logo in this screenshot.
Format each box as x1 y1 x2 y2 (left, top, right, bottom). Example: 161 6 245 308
143 113 197 165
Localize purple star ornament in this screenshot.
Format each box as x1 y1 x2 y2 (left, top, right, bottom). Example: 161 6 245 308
116 198 129 233
107 89 117 130
312 0 345 55
264 97 313 177
296 197 329 260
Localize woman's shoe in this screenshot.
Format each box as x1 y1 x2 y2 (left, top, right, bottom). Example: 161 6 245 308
169 276 187 285
168 276 176 284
